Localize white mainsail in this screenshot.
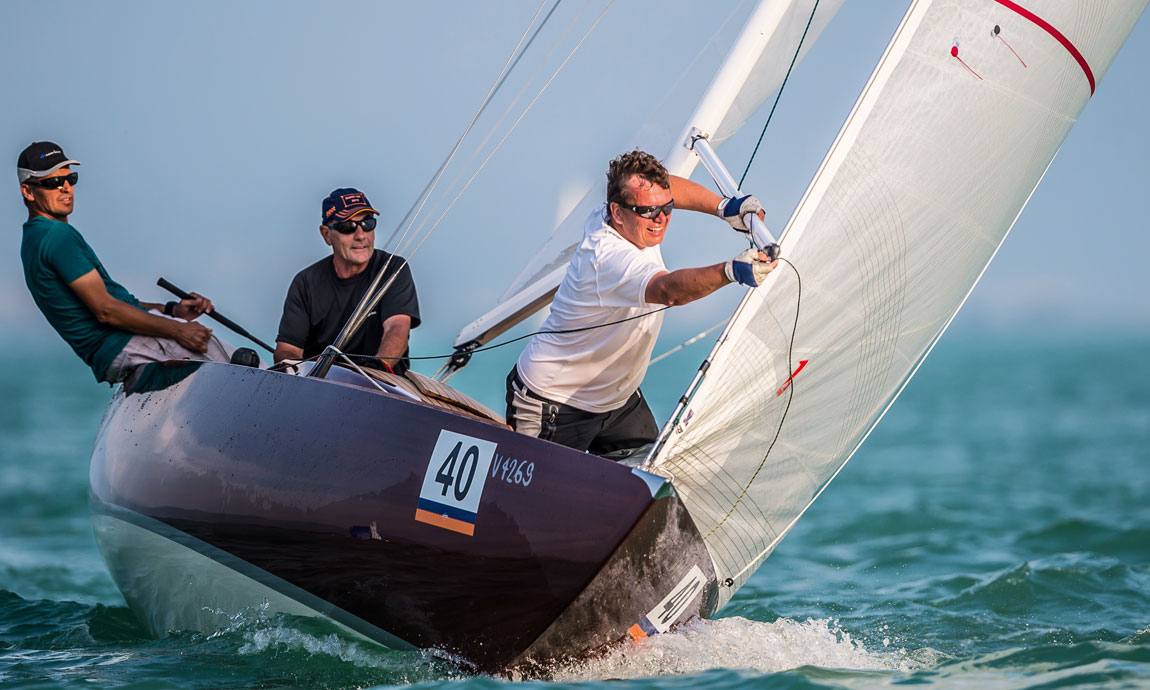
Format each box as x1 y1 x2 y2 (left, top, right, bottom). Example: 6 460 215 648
647 0 1147 609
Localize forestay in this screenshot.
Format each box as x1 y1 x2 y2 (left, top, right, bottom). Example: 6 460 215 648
646 0 1147 608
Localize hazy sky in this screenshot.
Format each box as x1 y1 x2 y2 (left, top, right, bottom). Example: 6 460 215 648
5 2 1147 393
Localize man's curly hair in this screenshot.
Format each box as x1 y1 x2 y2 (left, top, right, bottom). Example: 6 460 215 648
606 150 670 206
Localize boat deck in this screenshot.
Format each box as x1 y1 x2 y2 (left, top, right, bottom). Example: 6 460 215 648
360 367 509 428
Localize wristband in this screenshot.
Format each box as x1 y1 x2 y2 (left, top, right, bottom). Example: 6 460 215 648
163 301 178 317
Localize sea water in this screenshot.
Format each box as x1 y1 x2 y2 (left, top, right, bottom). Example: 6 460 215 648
2 331 1147 689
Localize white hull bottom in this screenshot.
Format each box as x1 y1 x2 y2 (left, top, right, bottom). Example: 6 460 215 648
90 510 401 647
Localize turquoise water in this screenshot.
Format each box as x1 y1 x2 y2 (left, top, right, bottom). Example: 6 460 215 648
2 333 1148 688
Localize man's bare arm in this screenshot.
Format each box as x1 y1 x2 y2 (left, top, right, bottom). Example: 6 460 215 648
668 175 767 227
69 269 213 352
136 293 214 320
644 265 730 307
645 250 779 306
667 175 723 214
376 314 413 369
274 342 304 363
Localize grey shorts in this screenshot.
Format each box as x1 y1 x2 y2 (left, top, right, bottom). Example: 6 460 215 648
103 334 236 384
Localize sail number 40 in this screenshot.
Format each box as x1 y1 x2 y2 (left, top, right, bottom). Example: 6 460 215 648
415 431 497 535
435 440 483 500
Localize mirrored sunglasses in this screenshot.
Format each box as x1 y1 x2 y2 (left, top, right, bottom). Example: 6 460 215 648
329 216 377 235
617 199 674 219
25 172 78 190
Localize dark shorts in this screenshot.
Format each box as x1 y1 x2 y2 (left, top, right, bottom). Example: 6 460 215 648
505 366 658 457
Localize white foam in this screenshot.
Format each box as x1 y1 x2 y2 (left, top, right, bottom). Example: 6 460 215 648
192 603 376 667
208 606 932 681
544 616 925 681
238 624 389 667
220 607 464 679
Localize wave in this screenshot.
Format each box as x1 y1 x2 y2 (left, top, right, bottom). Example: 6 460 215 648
5 587 1148 688
541 616 935 682
1016 518 1150 562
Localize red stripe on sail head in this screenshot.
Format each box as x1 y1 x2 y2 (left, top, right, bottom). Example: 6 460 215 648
994 0 1095 94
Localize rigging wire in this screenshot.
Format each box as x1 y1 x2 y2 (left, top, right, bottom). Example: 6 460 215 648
648 317 730 366
489 1 566 112
355 0 613 344
396 1 615 263
334 1 571 351
400 0 592 255
702 257 802 541
381 0 558 254
737 0 822 189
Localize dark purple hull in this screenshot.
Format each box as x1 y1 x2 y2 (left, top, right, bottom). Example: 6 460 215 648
89 362 718 671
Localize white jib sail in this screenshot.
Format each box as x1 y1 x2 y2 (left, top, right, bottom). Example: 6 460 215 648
648 0 1147 609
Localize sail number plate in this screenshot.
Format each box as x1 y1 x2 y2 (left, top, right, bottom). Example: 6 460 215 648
414 430 497 536
628 564 706 639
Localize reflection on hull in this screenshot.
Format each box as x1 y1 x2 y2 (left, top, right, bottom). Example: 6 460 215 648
89 363 718 671
91 507 404 647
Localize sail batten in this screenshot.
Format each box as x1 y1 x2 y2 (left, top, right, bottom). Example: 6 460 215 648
650 0 1147 609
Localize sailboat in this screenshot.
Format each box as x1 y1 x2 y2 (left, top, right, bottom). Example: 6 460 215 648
89 0 1147 673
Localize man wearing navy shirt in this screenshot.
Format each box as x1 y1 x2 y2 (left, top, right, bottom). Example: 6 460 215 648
18 141 232 384
274 188 420 374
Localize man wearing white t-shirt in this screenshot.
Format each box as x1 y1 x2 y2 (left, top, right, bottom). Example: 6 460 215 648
507 150 777 456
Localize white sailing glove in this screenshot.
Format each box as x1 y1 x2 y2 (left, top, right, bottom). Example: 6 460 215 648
718 194 764 233
724 248 775 287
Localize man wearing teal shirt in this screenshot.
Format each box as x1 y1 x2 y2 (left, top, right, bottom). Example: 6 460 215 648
18 141 232 383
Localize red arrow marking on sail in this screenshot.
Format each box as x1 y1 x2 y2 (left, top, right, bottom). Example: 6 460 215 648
776 360 809 396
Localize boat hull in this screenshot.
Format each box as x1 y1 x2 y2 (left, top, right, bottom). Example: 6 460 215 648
90 362 717 670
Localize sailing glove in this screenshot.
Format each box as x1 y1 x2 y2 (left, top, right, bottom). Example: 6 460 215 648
725 248 775 287
718 194 764 233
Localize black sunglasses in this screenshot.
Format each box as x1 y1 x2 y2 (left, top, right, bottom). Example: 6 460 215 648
25 172 78 190
329 216 377 235
616 199 674 219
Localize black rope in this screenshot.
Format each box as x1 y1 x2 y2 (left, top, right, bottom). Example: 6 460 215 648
738 0 822 189
704 257 802 540
347 305 672 365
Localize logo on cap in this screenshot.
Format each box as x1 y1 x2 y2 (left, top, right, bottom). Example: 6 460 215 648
321 187 378 224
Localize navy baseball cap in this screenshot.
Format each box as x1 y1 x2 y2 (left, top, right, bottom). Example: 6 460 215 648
18 141 81 183
322 188 379 225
